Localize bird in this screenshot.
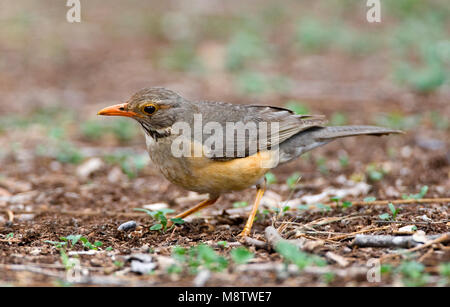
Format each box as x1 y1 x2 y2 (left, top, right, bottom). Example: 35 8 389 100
98 87 401 237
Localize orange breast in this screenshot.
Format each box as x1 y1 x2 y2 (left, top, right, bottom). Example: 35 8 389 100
186 150 277 194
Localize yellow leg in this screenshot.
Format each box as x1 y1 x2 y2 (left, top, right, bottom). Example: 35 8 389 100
239 186 266 237
173 197 219 220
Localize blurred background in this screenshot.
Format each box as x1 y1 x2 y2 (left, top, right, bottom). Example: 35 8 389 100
0 0 448 196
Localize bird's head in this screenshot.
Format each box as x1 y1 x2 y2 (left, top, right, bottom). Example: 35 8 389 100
98 87 187 137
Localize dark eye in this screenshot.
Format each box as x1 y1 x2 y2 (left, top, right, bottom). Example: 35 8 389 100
143 105 156 115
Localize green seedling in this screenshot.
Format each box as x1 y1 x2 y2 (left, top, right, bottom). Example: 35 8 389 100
265 172 277 185
364 196 377 202
366 163 385 182
330 196 341 206
297 204 310 211
59 249 79 271
379 203 399 221
45 235 103 251
315 203 331 213
286 172 301 189
275 240 326 270
233 201 248 208
402 186 428 200
189 245 228 273
398 261 429 287
134 208 184 232
230 247 254 265
342 201 353 208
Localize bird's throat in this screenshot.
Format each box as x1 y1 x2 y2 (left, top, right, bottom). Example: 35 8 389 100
140 122 171 141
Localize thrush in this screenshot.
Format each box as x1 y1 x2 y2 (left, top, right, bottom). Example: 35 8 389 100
98 87 401 237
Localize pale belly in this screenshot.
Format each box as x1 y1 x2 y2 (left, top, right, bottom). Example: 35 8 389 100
145 134 277 194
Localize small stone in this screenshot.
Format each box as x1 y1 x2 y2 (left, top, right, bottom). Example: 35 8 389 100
412 230 427 243
107 167 125 183
398 225 417 234
130 261 157 275
76 158 104 179
415 137 445 151
127 253 156 275
117 221 137 232
419 214 433 222
401 146 412 158
17 214 35 221
193 269 211 287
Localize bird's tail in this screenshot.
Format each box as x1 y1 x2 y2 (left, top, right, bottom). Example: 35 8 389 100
311 125 403 140
278 125 402 164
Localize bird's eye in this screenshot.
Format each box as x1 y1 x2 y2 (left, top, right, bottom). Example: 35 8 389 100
142 105 157 115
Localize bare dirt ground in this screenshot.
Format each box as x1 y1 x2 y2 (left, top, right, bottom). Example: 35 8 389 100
0 0 449 286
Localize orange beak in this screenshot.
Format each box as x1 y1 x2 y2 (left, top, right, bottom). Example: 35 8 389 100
97 103 138 118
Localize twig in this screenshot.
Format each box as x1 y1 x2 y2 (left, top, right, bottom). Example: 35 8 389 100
237 262 368 278
6 209 14 222
0 238 21 243
3 264 153 286
264 226 284 249
325 251 349 267
375 220 449 225
10 209 146 218
242 237 267 249
333 198 450 208
352 233 449 248
264 226 306 250
330 226 391 241
407 233 450 252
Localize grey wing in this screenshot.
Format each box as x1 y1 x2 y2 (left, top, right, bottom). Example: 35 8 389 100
198 102 327 160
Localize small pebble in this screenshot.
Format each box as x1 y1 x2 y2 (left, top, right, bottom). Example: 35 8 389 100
117 221 137 232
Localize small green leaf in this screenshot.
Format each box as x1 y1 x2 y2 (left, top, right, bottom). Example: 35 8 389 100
388 203 396 214
158 208 175 215
265 172 277 185
342 201 352 208
170 218 185 225
297 204 310 210
65 234 82 246
230 247 254 265
364 196 377 202
315 203 331 212
150 223 163 231
233 201 248 208
286 172 301 189
402 185 429 200
94 241 103 247
379 213 391 220
330 196 341 204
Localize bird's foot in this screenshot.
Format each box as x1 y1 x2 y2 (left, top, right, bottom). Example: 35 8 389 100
238 228 250 238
